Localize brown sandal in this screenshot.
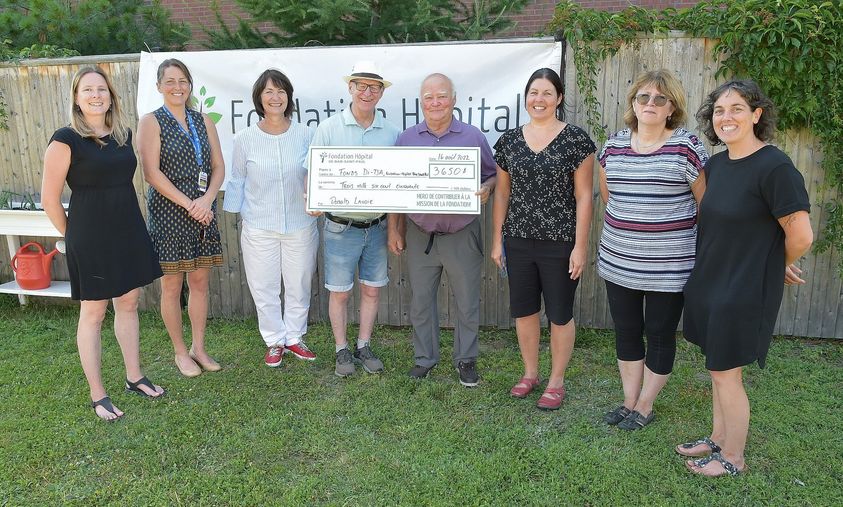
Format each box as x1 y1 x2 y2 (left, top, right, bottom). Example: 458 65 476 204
189 348 221 372
175 354 202 377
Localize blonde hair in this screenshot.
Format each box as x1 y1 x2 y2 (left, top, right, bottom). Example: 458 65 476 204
70 66 129 146
623 69 688 131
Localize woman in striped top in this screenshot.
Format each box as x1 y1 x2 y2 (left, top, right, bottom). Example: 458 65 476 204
222 69 318 368
597 69 708 430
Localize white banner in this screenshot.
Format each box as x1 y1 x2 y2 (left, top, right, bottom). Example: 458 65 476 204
136 39 563 188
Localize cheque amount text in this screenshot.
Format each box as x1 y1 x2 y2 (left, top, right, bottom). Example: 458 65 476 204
429 164 474 178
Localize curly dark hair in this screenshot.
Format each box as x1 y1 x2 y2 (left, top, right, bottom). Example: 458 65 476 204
696 79 777 145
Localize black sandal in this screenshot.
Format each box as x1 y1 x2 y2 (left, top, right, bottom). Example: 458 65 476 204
687 452 743 476
603 405 632 425
91 396 122 422
617 410 655 430
125 376 166 398
676 437 721 457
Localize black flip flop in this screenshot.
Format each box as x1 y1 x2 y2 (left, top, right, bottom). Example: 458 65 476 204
676 437 721 457
125 376 166 398
91 396 122 422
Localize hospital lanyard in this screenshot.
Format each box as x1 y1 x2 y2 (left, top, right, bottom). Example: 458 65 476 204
163 106 204 169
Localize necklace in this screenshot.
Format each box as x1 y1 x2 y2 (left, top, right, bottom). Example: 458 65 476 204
634 132 666 151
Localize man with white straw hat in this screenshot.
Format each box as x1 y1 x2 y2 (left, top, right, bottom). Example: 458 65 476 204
309 60 399 377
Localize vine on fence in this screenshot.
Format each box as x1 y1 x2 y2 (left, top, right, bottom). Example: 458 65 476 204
547 0 843 273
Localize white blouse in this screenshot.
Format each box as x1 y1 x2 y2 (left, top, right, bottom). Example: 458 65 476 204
223 121 315 234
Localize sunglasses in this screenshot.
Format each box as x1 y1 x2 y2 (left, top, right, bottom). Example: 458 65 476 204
635 93 670 107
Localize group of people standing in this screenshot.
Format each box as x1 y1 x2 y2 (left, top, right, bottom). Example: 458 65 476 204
40 56 812 478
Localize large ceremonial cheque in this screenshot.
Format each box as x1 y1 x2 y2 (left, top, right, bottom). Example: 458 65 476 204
136 39 562 188
307 146 481 214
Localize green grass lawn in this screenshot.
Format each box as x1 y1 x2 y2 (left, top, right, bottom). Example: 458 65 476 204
1 297 841 506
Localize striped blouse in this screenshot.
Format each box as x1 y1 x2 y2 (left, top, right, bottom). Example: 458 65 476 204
597 127 709 292
223 121 315 234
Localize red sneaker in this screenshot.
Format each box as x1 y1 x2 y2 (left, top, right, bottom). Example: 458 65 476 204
285 341 316 361
265 346 283 367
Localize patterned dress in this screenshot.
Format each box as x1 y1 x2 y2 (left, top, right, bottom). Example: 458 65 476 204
146 107 223 273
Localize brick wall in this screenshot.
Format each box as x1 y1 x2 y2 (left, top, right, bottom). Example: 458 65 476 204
160 0 702 49
508 0 701 37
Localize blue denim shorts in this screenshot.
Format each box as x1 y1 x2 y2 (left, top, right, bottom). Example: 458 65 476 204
322 217 389 292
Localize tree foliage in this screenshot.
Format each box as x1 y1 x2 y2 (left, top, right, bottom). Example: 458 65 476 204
0 0 189 55
204 0 528 49
0 38 80 129
547 0 843 272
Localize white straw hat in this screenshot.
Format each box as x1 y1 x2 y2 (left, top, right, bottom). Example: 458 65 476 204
343 60 392 88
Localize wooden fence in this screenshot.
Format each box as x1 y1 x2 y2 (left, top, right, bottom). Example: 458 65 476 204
0 34 840 338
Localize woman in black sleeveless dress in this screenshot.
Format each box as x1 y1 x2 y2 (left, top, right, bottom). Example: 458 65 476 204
42 67 164 422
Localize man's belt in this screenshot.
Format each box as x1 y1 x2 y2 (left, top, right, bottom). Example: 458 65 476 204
325 213 386 229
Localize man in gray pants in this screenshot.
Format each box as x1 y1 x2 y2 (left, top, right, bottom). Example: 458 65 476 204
387 73 497 386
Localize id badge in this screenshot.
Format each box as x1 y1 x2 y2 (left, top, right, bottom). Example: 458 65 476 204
197 171 209 194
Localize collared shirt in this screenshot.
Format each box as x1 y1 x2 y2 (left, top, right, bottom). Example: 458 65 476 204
223 121 315 234
396 116 496 233
309 106 400 221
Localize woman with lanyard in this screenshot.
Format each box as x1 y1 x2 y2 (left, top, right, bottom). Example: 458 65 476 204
138 58 225 377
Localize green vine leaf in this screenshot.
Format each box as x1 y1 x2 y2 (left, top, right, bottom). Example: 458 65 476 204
548 0 843 274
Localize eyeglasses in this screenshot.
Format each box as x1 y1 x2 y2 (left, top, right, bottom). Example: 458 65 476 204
352 81 383 93
635 93 670 107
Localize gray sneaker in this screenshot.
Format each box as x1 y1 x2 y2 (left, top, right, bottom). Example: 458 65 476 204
335 348 355 377
353 345 384 374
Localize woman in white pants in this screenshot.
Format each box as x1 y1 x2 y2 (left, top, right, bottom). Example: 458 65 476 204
223 69 318 367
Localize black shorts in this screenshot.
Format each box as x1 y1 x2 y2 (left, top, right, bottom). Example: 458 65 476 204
504 236 578 325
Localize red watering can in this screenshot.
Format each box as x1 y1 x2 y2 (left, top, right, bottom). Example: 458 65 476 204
11 241 61 290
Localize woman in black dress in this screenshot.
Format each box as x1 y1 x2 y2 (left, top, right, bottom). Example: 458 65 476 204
42 67 165 422
137 59 225 377
491 68 595 411
680 80 813 476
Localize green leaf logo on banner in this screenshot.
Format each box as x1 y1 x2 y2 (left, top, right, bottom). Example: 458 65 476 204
197 84 223 124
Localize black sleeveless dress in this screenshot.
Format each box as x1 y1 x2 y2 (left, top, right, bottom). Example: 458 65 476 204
50 128 162 300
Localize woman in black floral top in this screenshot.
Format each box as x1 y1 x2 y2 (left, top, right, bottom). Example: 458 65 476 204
492 68 595 411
